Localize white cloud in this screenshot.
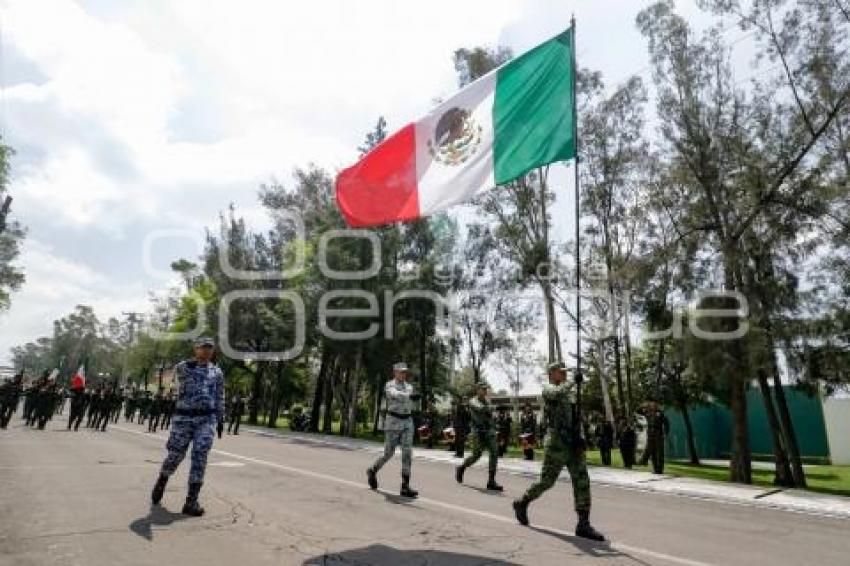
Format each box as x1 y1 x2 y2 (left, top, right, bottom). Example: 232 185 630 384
0 239 151 358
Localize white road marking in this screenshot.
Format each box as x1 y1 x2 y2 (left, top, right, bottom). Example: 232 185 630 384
114 425 714 566
248 429 850 522
0 464 156 470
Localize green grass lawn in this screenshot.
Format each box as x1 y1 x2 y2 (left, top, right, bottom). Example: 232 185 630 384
581 449 850 498
242 417 850 498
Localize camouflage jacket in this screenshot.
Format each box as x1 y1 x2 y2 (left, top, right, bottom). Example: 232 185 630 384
468 396 495 435
542 381 576 444
383 379 414 431
173 359 225 421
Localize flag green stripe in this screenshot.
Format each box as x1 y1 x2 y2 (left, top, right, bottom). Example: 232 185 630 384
493 29 575 185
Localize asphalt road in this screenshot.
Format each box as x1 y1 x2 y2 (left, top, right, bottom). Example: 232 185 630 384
1 419 848 566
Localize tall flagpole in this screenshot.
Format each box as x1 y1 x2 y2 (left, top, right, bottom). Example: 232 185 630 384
570 15 584 407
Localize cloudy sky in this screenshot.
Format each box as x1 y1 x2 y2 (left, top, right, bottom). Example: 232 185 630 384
0 0 721 380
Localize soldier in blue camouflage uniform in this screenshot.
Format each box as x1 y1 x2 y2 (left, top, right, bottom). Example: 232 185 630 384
366 362 419 498
151 337 224 516
512 361 605 541
455 382 503 491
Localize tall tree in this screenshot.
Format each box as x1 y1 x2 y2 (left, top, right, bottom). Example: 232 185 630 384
0 140 23 311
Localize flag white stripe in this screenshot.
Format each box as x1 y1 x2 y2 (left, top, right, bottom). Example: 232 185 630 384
414 73 496 216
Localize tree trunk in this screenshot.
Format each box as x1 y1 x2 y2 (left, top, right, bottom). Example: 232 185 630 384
729 377 752 483
248 363 264 425
771 351 807 487
267 361 286 429
309 352 328 433
540 282 562 363
419 326 428 414
338 365 350 437
596 341 615 424
654 339 666 399
604 235 626 417
724 247 752 484
347 350 361 438
266 379 278 428
538 170 561 364
322 358 335 434
680 401 700 465
623 303 634 417
756 370 794 486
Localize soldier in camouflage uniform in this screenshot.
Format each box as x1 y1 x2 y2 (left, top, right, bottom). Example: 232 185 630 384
366 362 419 498
639 401 669 474
513 361 605 541
67 380 87 431
124 390 136 422
455 382 502 491
151 337 224 516
0 373 23 429
148 388 164 433
161 390 174 430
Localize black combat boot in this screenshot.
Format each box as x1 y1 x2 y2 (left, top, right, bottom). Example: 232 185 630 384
575 511 605 542
486 471 503 492
182 482 205 517
367 467 378 490
151 474 169 505
400 474 418 498
455 465 465 484
512 499 529 526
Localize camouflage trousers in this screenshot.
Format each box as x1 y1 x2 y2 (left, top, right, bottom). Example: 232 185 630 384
159 415 215 484
370 421 413 476
520 437 591 513
461 430 498 474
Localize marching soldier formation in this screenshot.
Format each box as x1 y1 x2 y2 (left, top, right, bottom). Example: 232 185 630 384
2 351 612 542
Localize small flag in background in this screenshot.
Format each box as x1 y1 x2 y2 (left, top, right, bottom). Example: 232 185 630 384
71 365 85 390
336 28 576 228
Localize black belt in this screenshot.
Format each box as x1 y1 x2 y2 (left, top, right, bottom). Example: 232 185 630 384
175 408 216 417
387 411 411 420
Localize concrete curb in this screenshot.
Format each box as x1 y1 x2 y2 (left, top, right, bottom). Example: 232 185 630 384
243 425 850 520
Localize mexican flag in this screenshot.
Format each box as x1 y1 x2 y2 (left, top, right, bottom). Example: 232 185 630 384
70 365 85 390
336 28 576 228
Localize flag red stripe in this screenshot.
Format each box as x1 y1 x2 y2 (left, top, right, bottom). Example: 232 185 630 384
335 123 419 227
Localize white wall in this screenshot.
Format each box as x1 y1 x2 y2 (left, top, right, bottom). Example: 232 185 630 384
823 397 850 465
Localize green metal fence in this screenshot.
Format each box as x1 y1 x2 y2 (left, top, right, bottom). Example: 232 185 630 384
665 386 829 461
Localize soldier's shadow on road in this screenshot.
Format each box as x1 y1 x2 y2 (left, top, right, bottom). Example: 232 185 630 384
462 484 506 497
303 544 520 565
129 505 190 541
528 526 652 565
380 492 424 509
